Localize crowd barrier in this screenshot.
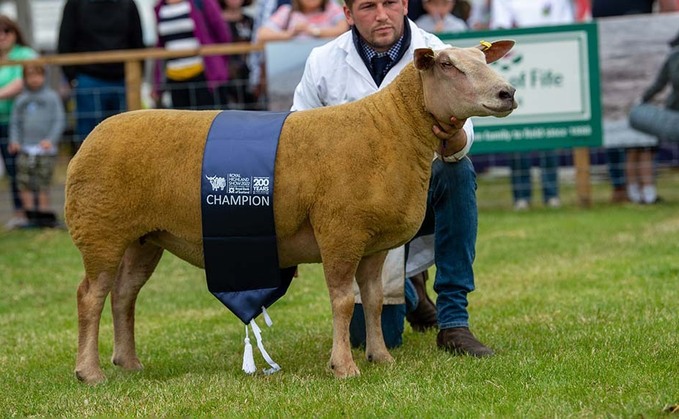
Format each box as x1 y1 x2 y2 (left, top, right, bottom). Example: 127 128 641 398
1 41 678 223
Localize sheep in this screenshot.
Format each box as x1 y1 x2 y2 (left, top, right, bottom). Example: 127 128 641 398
65 40 517 384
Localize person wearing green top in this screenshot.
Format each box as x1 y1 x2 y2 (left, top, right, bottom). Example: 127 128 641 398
0 15 37 230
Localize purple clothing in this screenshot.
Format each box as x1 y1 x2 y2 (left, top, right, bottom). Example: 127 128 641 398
154 0 232 92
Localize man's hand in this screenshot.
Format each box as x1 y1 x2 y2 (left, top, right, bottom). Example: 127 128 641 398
7 143 20 155
432 116 467 158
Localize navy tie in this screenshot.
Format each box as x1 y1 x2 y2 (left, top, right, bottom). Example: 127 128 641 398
371 55 391 86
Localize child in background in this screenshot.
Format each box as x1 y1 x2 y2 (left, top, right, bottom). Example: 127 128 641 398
7 64 65 228
218 0 258 109
415 0 468 33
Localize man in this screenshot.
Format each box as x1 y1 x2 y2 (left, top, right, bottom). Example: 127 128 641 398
291 0 492 356
58 0 145 151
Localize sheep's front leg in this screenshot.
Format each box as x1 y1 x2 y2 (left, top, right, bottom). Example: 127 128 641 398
322 257 361 378
356 251 393 364
111 241 164 372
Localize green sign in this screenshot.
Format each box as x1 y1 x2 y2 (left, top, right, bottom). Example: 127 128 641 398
440 23 602 154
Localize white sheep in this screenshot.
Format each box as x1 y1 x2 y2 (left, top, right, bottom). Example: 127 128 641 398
65 41 517 384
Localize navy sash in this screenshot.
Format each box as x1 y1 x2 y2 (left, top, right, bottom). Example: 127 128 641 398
201 110 296 324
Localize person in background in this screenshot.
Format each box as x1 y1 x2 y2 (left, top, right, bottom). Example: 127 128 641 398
415 0 468 33
408 0 472 24
7 64 65 229
251 0 347 107
0 15 37 230
490 0 574 210
247 0 280 104
218 0 258 109
153 0 232 110
629 31 679 204
591 0 678 203
292 0 493 356
467 0 491 29
256 0 348 42
57 0 145 151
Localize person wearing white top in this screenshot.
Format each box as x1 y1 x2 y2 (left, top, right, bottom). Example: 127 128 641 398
292 0 493 356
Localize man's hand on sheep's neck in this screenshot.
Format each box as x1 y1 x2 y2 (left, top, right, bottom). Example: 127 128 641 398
432 116 468 160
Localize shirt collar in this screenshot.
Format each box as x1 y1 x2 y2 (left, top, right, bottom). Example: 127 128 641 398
351 17 412 67
360 34 403 62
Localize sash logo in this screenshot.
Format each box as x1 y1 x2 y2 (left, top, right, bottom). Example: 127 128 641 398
253 176 270 194
205 173 271 207
228 173 251 194
205 175 226 191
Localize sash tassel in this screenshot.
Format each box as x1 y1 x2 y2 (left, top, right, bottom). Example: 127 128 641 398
241 307 280 375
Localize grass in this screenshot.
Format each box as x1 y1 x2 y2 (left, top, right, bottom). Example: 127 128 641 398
1 173 678 417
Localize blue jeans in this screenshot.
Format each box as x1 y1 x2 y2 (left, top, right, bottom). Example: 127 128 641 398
349 157 478 347
606 148 626 189
74 74 126 143
414 157 477 329
0 123 21 211
510 151 559 202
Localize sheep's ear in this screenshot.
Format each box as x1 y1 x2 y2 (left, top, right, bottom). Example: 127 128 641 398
476 40 515 64
414 48 436 70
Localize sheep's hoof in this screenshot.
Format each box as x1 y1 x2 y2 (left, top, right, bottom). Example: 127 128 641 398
75 368 106 385
366 350 394 364
329 361 361 378
112 355 143 371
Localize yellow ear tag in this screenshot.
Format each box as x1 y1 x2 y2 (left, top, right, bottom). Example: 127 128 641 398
480 40 492 51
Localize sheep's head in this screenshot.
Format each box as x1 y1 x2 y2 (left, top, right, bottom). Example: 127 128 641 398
414 41 518 124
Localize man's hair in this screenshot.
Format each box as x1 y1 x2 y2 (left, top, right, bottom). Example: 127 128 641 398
343 0 354 10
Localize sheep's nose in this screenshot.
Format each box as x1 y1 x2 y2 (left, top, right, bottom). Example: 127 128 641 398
499 86 516 101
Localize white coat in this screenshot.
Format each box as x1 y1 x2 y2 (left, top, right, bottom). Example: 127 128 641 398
292 19 475 304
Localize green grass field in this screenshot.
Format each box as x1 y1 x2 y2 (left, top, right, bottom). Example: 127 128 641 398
0 173 678 417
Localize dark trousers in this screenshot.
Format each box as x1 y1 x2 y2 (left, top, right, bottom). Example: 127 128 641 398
167 73 215 110
0 123 21 211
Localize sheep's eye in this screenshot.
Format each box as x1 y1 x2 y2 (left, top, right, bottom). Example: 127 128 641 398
440 61 463 74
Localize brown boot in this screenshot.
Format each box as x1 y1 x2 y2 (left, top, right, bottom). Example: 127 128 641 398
405 271 438 332
437 327 494 357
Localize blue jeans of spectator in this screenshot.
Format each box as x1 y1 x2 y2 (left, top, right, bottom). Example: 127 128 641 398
414 157 477 329
0 123 21 212
74 74 126 143
606 147 626 189
510 151 559 203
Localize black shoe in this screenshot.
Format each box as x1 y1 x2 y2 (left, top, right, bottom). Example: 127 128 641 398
437 327 494 357
405 271 438 332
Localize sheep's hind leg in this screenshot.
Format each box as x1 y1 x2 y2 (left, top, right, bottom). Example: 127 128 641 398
322 256 362 378
356 251 393 365
75 269 117 384
111 240 164 372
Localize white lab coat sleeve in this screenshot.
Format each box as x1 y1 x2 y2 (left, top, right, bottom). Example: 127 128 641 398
353 247 406 305
291 52 324 111
405 235 435 278
453 118 475 160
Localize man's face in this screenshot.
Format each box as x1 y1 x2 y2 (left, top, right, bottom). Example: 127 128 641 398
344 0 408 52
